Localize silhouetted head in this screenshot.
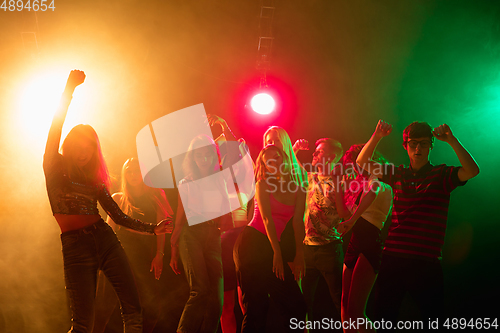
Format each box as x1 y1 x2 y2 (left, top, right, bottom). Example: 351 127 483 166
61 124 109 186
183 134 221 179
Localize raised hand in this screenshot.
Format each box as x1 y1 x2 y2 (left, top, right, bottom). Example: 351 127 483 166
432 124 454 143
207 114 227 129
154 217 174 234
64 70 86 92
374 120 393 138
293 139 309 153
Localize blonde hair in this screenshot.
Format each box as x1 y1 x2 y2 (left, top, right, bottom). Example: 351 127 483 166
119 158 172 219
263 126 307 187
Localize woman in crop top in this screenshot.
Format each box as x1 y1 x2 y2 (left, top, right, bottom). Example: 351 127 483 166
335 144 393 333
43 70 172 333
233 144 307 333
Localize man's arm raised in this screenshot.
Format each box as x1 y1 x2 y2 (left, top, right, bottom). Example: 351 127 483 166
356 120 393 178
433 124 479 182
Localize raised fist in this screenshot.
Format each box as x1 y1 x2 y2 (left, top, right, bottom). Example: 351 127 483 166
374 120 392 138
432 124 454 143
207 114 227 128
293 139 309 152
65 70 86 90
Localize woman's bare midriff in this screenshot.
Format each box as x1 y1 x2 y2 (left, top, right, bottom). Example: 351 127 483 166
55 214 102 233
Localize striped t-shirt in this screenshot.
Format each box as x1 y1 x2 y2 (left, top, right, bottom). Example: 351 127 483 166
381 162 466 261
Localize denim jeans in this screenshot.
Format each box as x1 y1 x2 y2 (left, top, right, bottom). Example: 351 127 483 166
61 219 142 333
178 222 223 333
302 241 343 322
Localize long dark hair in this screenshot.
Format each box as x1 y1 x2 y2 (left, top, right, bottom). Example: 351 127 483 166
254 144 286 183
61 124 110 187
119 158 172 218
182 134 221 180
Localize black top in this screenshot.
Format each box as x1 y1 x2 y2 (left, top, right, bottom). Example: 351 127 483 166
43 153 156 234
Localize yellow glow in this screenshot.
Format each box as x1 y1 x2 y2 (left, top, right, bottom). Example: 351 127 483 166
16 68 93 152
17 70 67 141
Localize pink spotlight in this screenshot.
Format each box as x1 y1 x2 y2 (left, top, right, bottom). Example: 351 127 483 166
251 93 275 115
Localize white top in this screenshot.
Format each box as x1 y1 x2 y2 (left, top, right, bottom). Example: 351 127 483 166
350 174 393 230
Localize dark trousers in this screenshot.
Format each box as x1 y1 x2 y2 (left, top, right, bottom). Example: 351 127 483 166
93 232 162 333
61 219 142 333
373 254 444 328
178 222 223 333
234 226 307 333
302 242 343 322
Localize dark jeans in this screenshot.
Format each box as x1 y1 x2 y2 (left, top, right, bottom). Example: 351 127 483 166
178 222 223 333
302 242 343 322
61 219 142 333
373 254 444 328
93 232 162 333
234 226 307 333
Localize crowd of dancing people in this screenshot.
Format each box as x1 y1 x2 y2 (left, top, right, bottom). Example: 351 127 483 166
44 70 479 333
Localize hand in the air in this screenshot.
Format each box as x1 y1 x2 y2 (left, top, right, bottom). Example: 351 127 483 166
207 114 227 129
432 124 454 143
374 120 393 138
65 70 86 91
293 139 309 153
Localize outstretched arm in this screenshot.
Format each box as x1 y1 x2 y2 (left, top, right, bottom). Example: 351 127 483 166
99 186 173 235
293 139 309 155
208 114 238 141
44 70 86 162
105 193 122 232
357 120 393 178
432 124 480 182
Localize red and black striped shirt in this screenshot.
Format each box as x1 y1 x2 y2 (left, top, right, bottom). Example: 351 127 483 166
381 162 466 261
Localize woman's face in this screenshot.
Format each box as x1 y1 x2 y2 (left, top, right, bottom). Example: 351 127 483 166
71 139 95 168
125 163 143 188
264 131 283 151
263 148 283 176
194 145 216 174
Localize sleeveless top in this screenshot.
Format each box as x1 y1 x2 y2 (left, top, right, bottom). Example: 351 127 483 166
248 193 295 241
